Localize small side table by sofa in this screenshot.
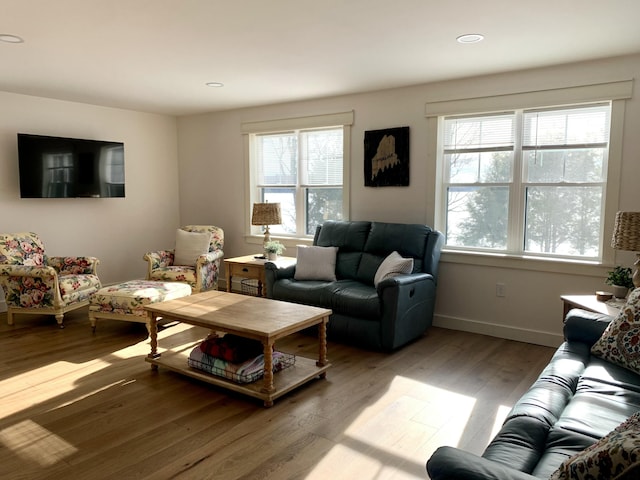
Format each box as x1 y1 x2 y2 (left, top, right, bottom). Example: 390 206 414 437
224 255 296 297
561 294 624 320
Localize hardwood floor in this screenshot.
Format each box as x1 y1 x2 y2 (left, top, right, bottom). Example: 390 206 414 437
0 307 555 480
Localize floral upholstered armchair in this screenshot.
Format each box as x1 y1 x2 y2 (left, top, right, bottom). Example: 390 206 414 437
143 225 224 293
0 232 102 327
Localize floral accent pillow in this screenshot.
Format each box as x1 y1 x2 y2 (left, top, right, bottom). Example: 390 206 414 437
549 412 640 480
591 287 640 374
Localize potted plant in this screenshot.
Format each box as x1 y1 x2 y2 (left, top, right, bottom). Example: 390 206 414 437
264 240 285 260
606 265 634 298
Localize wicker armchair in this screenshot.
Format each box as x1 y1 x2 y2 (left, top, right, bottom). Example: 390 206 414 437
0 232 101 327
143 225 224 293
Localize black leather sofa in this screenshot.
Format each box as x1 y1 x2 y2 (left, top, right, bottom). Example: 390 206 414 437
426 308 640 479
264 220 444 351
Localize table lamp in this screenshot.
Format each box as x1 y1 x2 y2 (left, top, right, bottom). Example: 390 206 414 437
611 211 640 289
251 202 282 249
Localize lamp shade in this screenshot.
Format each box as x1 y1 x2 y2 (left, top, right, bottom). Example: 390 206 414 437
611 211 640 251
251 202 282 226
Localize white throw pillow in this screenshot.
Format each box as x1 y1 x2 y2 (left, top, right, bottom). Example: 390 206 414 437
294 245 338 281
374 251 414 287
173 229 211 266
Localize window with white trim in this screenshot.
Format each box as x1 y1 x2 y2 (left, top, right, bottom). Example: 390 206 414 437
439 102 613 261
243 112 353 238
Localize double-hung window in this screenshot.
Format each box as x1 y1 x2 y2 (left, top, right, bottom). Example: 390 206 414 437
441 104 610 260
430 80 632 263
243 112 353 238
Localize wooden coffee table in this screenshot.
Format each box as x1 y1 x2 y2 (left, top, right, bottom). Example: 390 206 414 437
144 290 331 407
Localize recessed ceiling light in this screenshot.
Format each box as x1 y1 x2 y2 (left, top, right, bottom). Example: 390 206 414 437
205 82 224 88
0 34 24 44
456 33 484 44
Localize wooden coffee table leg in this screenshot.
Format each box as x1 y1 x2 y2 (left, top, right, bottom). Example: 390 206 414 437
261 340 276 407
261 340 276 392
147 312 160 370
317 317 328 378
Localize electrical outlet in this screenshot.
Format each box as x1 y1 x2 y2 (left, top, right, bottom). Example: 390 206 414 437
496 283 506 297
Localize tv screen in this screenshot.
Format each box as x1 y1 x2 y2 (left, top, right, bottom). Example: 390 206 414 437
17 133 125 198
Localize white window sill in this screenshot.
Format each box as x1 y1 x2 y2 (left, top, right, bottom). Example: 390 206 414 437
441 249 610 277
245 235 313 252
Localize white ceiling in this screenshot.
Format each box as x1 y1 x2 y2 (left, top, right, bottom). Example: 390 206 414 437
2 0 640 116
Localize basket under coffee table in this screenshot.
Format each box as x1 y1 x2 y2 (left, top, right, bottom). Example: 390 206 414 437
144 290 332 407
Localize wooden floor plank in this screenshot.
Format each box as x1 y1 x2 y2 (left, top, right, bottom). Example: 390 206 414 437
0 307 555 479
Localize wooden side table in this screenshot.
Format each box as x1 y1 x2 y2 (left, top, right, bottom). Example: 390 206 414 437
561 294 624 320
224 255 296 297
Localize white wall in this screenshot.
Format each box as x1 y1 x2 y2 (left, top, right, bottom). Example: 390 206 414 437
177 53 640 348
0 91 180 284
4 57 633 344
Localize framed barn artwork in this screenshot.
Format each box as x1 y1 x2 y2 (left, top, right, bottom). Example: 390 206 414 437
364 126 409 187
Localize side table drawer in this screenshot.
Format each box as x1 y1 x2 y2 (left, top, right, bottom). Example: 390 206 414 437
230 263 262 279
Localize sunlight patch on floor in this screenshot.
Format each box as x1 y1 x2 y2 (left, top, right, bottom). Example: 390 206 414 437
0 322 204 423
0 419 77 466
305 443 390 480
306 375 478 480
113 321 212 362
0 359 113 419
490 404 513 439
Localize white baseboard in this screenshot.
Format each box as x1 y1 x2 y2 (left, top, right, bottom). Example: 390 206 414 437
433 314 564 348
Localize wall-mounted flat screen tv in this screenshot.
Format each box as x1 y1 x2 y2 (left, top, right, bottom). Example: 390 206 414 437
17 133 125 198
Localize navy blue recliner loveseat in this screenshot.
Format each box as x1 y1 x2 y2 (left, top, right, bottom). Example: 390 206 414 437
264 220 444 351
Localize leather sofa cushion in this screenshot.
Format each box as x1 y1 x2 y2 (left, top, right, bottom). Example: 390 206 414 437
507 384 575 428
324 280 380 320
428 446 540 480
355 222 432 284
315 220 370 251
271 279 332 307
543 359 640 458
579 357 640 395
356 252 385 285
532 428 598 479
483 415 551 473
271 279 380 320
548 413 640 480
335 251 363 281
554 391 638 440
315 221 370 280
364 222 431 270
504 342 589 427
